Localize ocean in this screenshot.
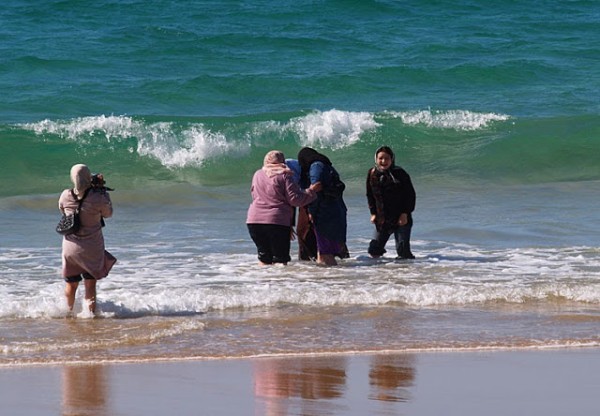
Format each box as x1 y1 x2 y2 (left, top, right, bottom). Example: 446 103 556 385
1 0 599 366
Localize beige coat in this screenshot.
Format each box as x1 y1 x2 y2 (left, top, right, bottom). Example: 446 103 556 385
58 188 116 279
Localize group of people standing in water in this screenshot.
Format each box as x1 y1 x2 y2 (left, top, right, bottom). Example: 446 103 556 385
57 145 415 314
246 146 416 266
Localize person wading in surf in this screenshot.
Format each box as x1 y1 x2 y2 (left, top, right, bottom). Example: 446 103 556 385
246 150 321 265
58 164 116 314
366 146 416 259
297 147 349 266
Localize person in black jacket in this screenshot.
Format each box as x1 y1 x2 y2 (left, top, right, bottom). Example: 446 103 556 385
366 146 416 259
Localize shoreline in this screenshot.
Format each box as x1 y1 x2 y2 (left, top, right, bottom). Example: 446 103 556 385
1 348 598 415
2 343 598 368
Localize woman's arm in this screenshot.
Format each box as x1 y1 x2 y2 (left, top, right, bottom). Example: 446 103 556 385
309 161 326 185
100 193 113 219
400 169 416 213
366 169 377 215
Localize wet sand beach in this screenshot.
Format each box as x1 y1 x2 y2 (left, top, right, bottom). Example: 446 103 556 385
1 349 598 416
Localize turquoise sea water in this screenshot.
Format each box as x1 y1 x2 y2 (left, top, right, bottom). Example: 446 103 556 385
1 1 599 365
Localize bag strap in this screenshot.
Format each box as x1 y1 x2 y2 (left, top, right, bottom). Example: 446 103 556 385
70 188 90 213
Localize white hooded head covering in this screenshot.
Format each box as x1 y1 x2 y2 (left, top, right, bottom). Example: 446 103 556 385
262 150 291 178
70 164 92 198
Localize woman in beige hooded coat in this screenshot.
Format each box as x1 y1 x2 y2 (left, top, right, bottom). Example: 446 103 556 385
58 164 116 314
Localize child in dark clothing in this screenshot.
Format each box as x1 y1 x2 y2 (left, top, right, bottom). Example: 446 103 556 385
366 146 416 259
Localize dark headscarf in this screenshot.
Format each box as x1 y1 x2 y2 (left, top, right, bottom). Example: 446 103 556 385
297 147 332 183
374 145 396 168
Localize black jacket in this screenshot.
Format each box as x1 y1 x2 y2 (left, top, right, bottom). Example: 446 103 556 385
366 166 416 230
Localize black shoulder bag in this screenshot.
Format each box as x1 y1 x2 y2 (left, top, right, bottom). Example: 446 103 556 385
56 189 88 236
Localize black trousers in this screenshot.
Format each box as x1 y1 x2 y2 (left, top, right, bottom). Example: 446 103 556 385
247 223 291 264
368 216 415 259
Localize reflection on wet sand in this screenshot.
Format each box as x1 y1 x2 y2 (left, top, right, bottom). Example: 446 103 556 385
254 353 416 414
62 365 109 416
57 353 415 415
254 356 347 415
369 354 415 402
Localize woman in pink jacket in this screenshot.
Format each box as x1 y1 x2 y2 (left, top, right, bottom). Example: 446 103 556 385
58 164 116 314
247 151 321 265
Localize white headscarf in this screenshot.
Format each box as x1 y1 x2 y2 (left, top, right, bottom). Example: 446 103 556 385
262 150 291 178
70 164 92 198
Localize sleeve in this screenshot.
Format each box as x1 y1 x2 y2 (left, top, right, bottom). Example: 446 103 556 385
283 174 317 208
401 169 416 213
366 169 377 215
58 191 66 214
309 161 325 185
58 189 71 214
306 162 326 216
101 192 114 219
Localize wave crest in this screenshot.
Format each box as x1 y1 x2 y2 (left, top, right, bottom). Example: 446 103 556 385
16 109 513 175
20 115 251 168
388 109 510 130
289 109 380 149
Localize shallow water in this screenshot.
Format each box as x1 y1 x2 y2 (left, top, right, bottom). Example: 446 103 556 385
1 0 599 366
2 184 600 365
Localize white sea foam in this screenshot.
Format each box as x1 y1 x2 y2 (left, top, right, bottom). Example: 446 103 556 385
136 123 249 168
22 110 503 161
20 109 506 171
2 243 599 319
22 115 138 141
289 109 380 149
21 115 250 168
388 109 510 130
21 111 380 166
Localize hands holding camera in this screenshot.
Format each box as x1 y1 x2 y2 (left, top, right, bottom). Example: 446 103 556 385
91 173 114 192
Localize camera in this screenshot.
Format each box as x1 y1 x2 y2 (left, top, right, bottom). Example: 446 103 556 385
91 173 114 191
